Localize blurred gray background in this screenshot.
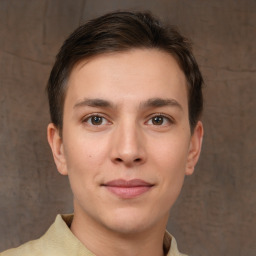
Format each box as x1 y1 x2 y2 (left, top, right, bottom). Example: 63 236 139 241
0 1 255 255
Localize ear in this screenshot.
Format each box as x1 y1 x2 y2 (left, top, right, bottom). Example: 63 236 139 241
185 121 204 175
47 123 68 175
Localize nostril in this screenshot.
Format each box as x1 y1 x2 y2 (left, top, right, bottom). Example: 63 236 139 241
115 157 141 163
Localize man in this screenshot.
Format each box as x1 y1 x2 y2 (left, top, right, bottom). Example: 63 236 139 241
1 11 203 256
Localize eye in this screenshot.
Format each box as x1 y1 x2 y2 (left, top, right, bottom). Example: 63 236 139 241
83 115 109 126
146 114 173 126
152 116 165 125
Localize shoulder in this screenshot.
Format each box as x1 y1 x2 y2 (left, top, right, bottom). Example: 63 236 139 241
0 214 94 256
0 215 74 256
0 237 44 256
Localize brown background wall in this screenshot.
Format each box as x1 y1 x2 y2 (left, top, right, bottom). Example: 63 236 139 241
0 0 255 255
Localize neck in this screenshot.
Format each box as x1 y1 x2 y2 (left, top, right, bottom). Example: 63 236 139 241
70 207 169 256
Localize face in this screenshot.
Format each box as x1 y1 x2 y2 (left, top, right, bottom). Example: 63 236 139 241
48 49 203 235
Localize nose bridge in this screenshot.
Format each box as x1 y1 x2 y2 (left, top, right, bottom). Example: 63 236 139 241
111 115 145 165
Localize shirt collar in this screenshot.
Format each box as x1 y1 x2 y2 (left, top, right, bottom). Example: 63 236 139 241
47 214 187 256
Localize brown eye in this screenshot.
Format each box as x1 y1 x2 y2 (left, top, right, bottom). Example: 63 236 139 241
152 116 164 125
146 114 173 126
90 116 103 125
84 115 108 126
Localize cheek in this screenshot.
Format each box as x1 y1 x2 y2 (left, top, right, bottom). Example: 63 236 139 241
64 132 109 165
152 141 188 210
62 133 111 193
148 133 190 202
150 134 190 170
63 138 103 203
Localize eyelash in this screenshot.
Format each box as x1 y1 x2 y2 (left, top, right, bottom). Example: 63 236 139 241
82 113 174 127
82 114 110 126
146 113 174 126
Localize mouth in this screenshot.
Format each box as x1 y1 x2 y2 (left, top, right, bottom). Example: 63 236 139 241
101 179 154 199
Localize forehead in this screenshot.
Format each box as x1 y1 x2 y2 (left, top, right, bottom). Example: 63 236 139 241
65 49 188 110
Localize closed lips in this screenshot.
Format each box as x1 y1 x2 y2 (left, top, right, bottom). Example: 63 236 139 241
102 179 154 198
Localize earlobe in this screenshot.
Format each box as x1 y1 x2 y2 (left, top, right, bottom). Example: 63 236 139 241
47 123 68 175
185 121 204 175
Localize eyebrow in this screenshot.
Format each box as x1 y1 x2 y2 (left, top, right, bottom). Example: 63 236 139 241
74 98 114 109
73 97 183 110
140 98 183 111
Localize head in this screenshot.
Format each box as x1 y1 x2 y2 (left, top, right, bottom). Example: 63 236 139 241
47 11 203 134
47 11 204 238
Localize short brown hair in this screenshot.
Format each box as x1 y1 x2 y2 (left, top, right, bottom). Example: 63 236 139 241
47 11 203 132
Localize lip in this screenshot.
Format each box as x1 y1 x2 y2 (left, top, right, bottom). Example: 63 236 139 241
102 179 154 199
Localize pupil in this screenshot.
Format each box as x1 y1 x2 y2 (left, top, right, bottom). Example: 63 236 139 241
153 116 163 125
92 116 102 125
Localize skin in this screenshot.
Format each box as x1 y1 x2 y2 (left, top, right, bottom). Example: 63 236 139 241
48 49 203 256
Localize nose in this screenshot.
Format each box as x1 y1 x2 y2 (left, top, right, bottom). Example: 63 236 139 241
110 121 146 167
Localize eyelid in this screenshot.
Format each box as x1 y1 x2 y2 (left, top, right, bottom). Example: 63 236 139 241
82 113 112 125
145 113 175 125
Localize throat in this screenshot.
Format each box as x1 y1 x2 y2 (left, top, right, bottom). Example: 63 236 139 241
70 215 167 256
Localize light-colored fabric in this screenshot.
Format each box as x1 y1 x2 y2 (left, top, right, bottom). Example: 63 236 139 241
1 214 188 256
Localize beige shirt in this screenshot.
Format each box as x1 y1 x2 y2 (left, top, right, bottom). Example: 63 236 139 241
1 214 188 256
